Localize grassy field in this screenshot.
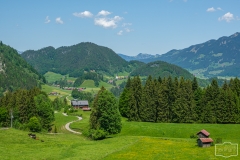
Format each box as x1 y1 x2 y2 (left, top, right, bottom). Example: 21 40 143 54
44 71 77 84
41 84 72 101
1 109 240 159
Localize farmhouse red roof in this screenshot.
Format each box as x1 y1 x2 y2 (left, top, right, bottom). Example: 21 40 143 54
199 138 213 143
197 129 210 137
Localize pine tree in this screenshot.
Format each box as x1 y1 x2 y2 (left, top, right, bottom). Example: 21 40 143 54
119 76 132 118
139 76 156 122
192 77 198 92
127 76 142 121
201 79 219 123
119 88 130 118
156 78 169 122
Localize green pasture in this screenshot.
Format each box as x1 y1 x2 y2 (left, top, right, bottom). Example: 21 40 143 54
1 109 240 159
41 84 72 101
116 71 129 76
44 71 76 83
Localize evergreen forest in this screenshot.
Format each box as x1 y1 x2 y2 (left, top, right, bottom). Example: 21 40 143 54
119 76 240 124
0 42 45 96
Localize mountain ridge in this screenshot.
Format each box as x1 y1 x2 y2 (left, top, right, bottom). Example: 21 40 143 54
119 32 240 78
21 42 129 77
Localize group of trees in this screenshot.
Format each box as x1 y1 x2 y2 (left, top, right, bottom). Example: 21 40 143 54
72 89 94 103
89 87 122 140
119 76 240 124
73 72 103 87
0 87 55 132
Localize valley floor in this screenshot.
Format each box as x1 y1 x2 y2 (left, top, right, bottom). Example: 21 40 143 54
1 110 240 160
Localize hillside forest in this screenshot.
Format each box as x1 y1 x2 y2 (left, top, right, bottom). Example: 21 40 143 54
0 42 45 96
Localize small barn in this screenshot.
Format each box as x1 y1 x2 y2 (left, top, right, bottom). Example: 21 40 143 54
196 129 213 147
197 138 213 148
197 129 210 138
71 100 91 111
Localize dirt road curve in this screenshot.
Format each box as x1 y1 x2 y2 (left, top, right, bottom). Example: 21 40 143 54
64 116 82 134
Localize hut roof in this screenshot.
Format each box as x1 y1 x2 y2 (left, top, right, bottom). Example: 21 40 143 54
71 100 89 106
197 129 210 137
199 138 213 143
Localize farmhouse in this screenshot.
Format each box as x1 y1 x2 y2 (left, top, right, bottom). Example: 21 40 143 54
71 100 91 111
196 129 213 147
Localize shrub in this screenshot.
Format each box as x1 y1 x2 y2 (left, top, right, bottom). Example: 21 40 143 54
89 129 107 140
28 116 42 132
190 133 198 138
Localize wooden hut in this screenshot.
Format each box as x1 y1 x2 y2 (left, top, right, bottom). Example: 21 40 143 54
197 129 210 138
196 129 213 147
197 138 213 148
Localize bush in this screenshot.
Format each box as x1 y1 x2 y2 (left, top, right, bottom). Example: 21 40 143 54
28 116 42 132
89 129 107 140
190 133 198 138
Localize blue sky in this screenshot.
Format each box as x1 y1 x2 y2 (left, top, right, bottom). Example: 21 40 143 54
0 0 240 56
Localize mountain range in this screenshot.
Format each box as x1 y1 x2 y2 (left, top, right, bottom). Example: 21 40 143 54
118 32 240 78
21 42 195 81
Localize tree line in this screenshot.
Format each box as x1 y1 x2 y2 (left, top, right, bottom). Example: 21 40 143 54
0 88 60 132
119 76 240 123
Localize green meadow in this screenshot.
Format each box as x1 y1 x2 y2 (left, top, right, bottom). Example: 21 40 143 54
4 73 238 159
1 109 240 160
44 71 77 84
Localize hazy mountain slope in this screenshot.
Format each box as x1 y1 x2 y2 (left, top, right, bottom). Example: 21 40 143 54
118 53 157 62
120 32 240 78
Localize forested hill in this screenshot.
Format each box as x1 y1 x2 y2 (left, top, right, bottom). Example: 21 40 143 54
21 42 129 76
130 61 194 79
0 41 45 96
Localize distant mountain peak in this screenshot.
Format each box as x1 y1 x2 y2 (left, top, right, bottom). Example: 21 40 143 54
230 32 240 38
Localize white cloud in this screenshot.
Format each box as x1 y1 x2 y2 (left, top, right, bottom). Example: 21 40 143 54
117 30 123 35
218 12 234 22
94 16 123 28
125 28 132 32
97 10 111 16
45 16 50 23
207 7 216 12
73 11 93 18
122 23 132 27
56 17 63 24
217 7 222 11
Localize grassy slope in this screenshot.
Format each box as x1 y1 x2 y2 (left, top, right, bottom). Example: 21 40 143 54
41 84 72 101
1 109 240 159
44 71 77 84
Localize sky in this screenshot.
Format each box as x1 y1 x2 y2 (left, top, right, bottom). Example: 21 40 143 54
0 0 240 56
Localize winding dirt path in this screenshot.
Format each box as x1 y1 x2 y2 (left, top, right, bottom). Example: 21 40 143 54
64 116 83 134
